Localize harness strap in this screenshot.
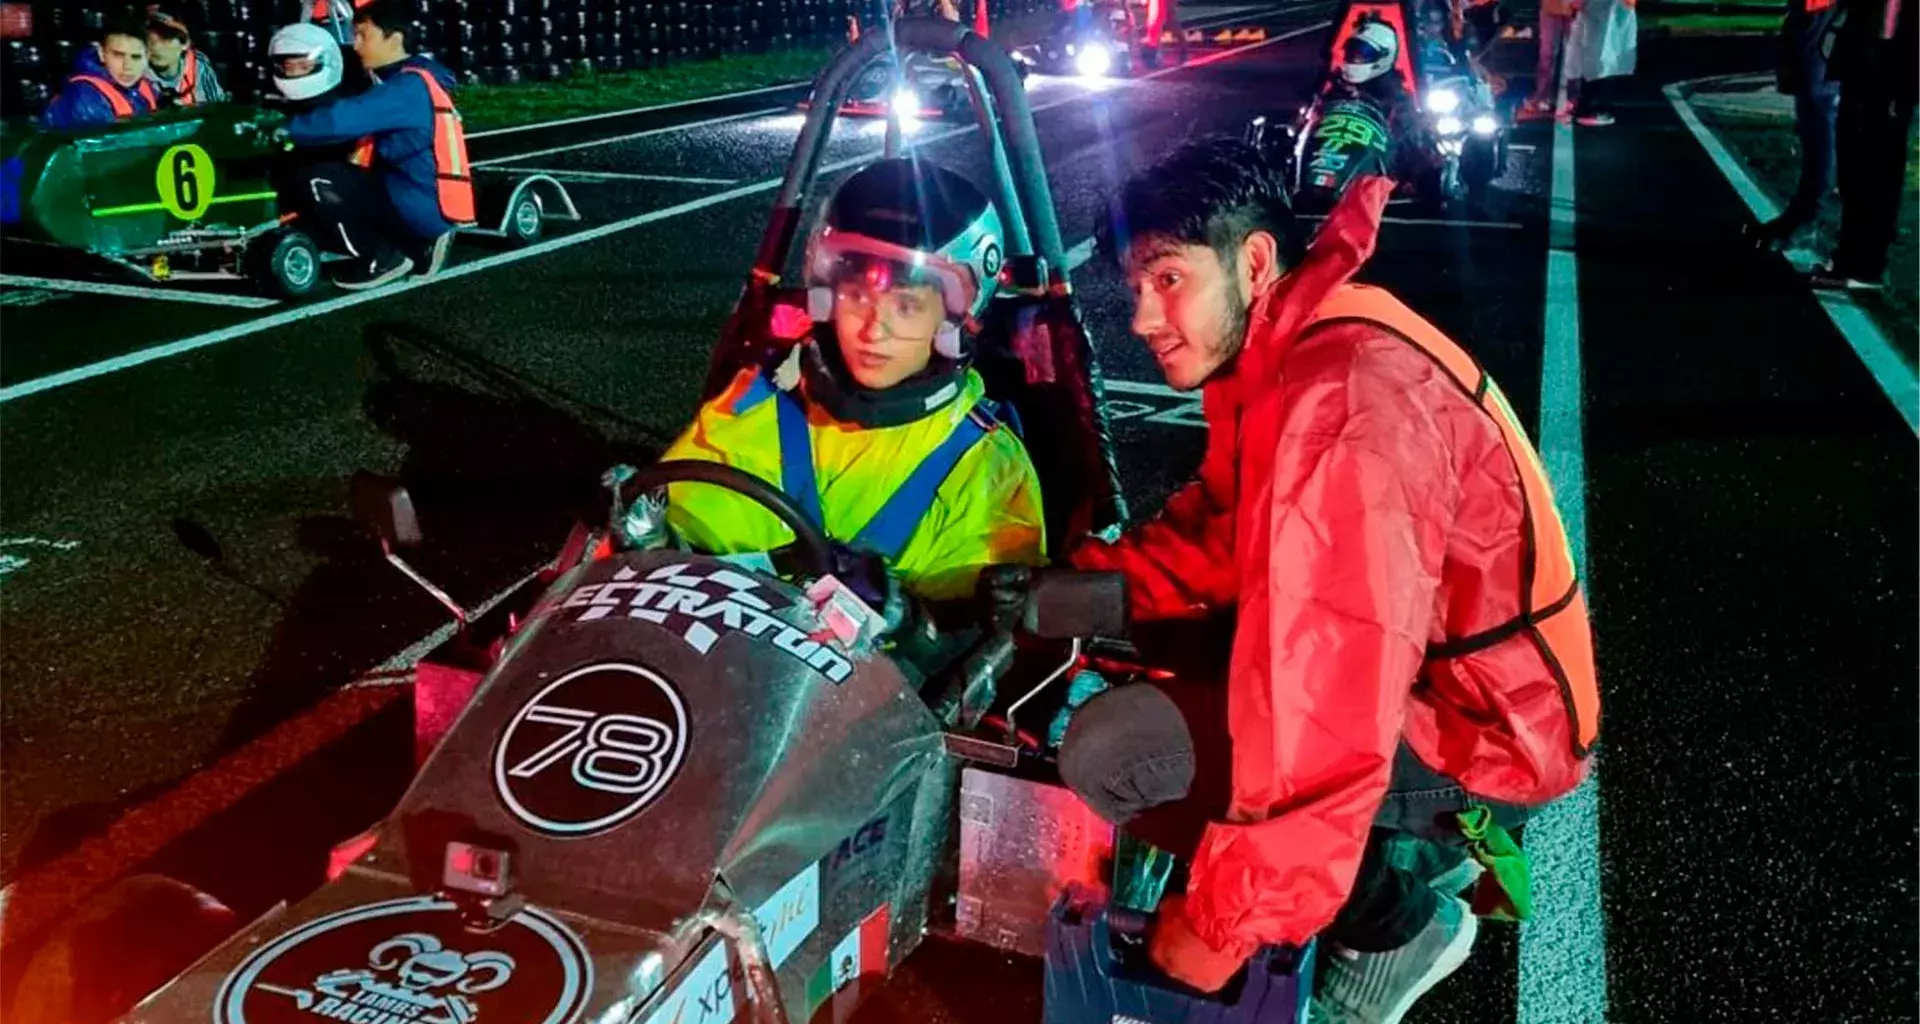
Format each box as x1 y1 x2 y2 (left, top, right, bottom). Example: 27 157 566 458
774 387 826 531
852 402 997 561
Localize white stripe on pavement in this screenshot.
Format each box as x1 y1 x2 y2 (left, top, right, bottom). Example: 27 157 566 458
1516 83 1610 1024
466 80 812 138
472 107 781 166
0 20 1333 406
1663 79 1918 435
476 166 740 185
0 274 280 309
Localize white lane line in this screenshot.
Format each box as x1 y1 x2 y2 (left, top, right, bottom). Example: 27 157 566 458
0 274 279 309
1516 81 1609 1024
476 166 739 186
0 21 1332 406
472 107 781 166
467 80 812 138
1662 79 1918 434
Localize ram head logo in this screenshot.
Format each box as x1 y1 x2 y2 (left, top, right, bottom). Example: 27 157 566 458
367 933 517 994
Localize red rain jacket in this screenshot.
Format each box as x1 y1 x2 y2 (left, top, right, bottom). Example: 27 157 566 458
1072 177 1598 973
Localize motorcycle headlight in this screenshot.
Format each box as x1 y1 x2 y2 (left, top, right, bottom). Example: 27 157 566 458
1471 113 1499 136
1436 115 1465 136
1075 42 1113 77
1425 87 1461 115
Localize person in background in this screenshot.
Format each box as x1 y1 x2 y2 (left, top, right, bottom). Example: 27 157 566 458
1811 0 1915 290
143 6 226 107
281 0 473 288
1517 0 1575 119
1749 0 1843 248
1563 0 1635 126
40 16 157 129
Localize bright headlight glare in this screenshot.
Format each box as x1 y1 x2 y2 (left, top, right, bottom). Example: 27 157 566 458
891 88 921 121
1436 115 1465 136
1074 43 1113 77
1471 113 1498 135
1426 88 1461 115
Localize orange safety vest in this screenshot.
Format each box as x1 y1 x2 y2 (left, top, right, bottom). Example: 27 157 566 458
67 74 157 119
1309 285 1601 756
173 49 202 106
344 67 475 226
309 0 374 19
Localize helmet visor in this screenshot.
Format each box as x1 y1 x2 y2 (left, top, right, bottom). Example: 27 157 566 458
805 228 980 323
273 53 320 78
1342 36 1389 65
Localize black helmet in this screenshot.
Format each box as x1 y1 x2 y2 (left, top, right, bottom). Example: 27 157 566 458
801 157 1006 426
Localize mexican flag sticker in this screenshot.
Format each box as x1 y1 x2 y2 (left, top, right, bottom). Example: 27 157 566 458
805 904 890 1022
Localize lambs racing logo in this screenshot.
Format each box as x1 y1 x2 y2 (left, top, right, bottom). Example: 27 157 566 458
214 896 591 1024
494 661 691 837
559 561 854 683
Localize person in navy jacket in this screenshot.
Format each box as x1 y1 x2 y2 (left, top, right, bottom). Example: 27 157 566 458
41 18 159 130
282 0 474 289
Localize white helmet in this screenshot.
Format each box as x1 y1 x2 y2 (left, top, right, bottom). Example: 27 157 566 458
1338 20 1398 85
269 22 342 101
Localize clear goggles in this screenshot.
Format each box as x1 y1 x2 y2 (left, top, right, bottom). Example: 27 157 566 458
804 228 981 323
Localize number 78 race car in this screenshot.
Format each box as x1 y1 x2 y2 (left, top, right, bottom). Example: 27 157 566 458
11 21 1318 1024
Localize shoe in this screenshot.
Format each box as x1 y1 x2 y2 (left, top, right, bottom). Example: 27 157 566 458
1426 855 1485 898
1809 262 1884 291
416 232 453 278
1575 111 1615 126
332 253 414 290
1313 897 1479 1024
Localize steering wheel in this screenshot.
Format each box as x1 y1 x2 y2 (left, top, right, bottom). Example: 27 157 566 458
617 461 837 580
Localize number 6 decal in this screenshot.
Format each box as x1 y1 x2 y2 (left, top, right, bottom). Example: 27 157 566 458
156 143 215 220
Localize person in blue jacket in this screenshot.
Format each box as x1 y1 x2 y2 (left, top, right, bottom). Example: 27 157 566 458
281 0 474 289
41 18 160 130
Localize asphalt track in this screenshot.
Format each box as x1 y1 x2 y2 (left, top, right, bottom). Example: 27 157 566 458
0 8 1914 1023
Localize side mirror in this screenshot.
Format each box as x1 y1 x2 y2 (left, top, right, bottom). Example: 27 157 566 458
1023 570 1127 640
350 471 422 549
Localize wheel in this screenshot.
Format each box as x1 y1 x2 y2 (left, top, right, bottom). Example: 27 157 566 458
9 874 237 1024
249 228 324 298
507 191 544 246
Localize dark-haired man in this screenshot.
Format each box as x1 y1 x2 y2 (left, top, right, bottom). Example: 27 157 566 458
283 0 472 288
1057 137 1599 1023
41 17 157 129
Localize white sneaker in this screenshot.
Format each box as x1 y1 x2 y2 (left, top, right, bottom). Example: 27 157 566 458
1313 896 1479 1024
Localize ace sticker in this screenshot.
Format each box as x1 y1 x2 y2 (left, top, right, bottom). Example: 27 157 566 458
214 895 591 1024
494 662 690 837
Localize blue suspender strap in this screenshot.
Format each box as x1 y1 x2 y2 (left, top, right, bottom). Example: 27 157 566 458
774 388 825 530
852 399 998 562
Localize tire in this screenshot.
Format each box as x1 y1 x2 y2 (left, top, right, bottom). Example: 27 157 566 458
507 192 544 246
1460 137 1498 211
250 228 324 299
9 874 237 1024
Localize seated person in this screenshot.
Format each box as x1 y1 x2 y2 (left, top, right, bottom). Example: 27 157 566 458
281 0 472 289
662 157 1045 620
40 18 158 130
143 6 227 107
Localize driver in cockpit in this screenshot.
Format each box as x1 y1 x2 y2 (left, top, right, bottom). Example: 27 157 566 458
659 157 1045 635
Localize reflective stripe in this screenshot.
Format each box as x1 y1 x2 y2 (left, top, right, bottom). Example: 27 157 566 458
771 376 998 561
348 136 376 168
1308 285 1599 754
774 388 826 531
176 50 199 105
853 403 996 560
67 75 136 118
400 67 476 225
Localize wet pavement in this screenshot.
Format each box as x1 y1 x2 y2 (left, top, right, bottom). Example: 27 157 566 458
0 9 1913 1023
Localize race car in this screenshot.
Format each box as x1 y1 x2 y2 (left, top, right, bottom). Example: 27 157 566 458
0 103 579 299
1011 2 1138 79
8 20 1328 1024
801 49 981 124
1247 0 1509 212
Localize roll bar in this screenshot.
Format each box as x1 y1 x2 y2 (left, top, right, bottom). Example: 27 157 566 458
748 17 1069 286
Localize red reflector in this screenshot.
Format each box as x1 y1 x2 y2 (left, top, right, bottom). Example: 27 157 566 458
326 829 379 881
